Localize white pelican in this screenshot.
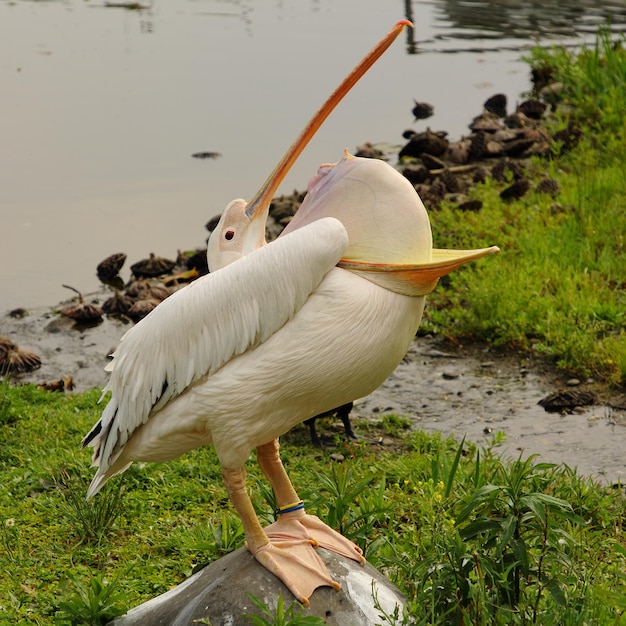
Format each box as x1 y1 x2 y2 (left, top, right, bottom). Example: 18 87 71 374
83 21 499 605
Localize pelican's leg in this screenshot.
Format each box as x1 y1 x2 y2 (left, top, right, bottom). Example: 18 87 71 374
221 466 337 606
257 439 365 565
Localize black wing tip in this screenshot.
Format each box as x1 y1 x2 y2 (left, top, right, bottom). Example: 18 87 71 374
82 420 102 448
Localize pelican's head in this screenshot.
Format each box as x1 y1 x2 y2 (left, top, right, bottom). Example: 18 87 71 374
207 199 268 272
208 20 499 288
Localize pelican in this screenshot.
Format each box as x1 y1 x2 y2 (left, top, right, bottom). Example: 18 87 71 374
83 21 499 605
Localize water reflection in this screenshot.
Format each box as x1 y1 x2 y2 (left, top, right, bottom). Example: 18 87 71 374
405 0 626 53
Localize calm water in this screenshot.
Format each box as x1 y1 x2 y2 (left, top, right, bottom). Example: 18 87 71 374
1 0 625 312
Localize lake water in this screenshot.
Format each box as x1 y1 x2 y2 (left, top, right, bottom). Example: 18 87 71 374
1 0 625 312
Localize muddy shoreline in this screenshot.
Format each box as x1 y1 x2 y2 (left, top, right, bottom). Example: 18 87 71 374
2 84 625 485
2 294 625 485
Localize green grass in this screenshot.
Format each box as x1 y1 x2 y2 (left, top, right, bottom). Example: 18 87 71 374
0 384 624 624
425 28 626 385
2 28 626 626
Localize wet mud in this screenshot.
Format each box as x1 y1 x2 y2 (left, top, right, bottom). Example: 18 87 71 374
2 299 624 485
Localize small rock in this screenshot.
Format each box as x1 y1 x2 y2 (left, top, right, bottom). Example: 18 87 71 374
517 99 547 119
538 390 596 412
329 453 345 462
566 378 581 386
401 165 430 185
412 100 434 120
420 153 446 170
191 151 222 159
500 178 530 201
537 177 561 197
447 139 471 164
469 111 503 132
442 371 460 380
440 168 461 193
468 131 487 159
399 129 448 159
502 138 534 157
97 253 127 281
354 142 385 159
45 317 73 333
458 199 483 212
504 111 530 129
484 93 507 117
473 166 489 184
539 81 563 103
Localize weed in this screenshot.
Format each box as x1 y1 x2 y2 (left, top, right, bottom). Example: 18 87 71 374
309 462 391 554
378 413 412 438
55 571 128 625
0 374 15 427
54 469 126 544
209 513 245 556
430 435 465 498
456 454 585 617
0 516 22 564
244 593 326 625
371 580 412 625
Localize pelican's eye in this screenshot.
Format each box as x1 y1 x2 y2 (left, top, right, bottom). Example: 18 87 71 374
225 230 235 240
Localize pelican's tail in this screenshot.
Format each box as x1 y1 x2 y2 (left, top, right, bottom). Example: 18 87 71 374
86 461 132 499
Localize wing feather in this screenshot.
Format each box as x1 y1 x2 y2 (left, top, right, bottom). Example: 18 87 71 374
83 217 348 473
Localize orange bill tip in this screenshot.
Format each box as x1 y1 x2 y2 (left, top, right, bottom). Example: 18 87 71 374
338 246 500 297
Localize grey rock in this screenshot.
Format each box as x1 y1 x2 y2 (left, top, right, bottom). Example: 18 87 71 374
112 547 407 626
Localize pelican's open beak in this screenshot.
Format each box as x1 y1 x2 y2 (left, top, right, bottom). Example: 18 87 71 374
337 246 500 297
243 20 412 226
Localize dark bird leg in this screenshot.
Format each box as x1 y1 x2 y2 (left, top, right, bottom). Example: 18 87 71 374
305 416 323 447
337 402 356 439
304 402 356 447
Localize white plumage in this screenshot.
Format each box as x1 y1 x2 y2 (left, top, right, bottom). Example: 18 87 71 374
83 21 498 605
85 217 350 490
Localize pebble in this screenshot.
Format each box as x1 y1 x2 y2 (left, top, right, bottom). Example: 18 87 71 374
329 453 345 462
442 371 460 380
566 378 581 386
